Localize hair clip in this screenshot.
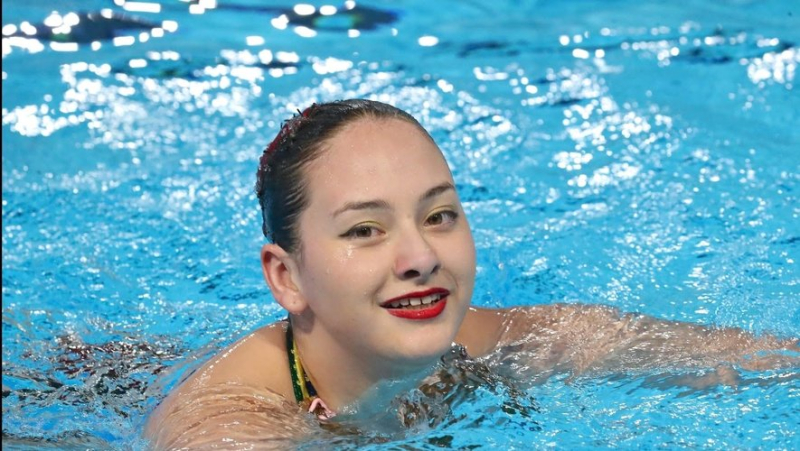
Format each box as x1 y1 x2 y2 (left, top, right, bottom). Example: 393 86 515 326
262 103 318 158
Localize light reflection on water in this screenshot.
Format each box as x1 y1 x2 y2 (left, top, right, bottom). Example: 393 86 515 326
3 0 799 448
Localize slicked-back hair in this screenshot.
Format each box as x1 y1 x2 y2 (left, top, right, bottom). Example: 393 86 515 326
255 99 432 253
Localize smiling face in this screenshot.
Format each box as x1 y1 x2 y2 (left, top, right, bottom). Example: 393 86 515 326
290 117 476 370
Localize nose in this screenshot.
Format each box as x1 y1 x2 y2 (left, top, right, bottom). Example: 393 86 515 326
394 226 441 281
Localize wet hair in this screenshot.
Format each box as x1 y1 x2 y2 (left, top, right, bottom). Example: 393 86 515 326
255 99 432 253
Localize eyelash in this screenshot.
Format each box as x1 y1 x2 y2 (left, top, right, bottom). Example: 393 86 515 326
425 210 458 227
341 224 383 240
341 210 458 240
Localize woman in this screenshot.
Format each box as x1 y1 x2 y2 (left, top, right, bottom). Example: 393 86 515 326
145 99 798 448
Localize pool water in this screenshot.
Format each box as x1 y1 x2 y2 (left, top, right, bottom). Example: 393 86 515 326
2 0 799 448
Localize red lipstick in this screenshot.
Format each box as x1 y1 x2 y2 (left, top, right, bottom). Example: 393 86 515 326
381 288 449 320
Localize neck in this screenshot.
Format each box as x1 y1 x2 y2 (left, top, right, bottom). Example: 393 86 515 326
291 320 439 413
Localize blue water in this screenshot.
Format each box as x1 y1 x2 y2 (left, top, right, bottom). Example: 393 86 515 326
2 0 799 448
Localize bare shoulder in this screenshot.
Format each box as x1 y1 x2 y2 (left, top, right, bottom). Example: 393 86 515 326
512 302 624 324
456 307 507 358
455 304 623 357
176 321 292 394
144 321 301 447
470 303 630 347
146 381 316 450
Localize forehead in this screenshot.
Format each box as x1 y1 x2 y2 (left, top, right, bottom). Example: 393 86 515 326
303 117 452 207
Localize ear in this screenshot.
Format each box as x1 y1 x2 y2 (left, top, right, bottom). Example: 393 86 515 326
261 243 308 314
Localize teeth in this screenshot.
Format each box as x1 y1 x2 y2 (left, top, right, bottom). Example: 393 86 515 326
385 293 444 309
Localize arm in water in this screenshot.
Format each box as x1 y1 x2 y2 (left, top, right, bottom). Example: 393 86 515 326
462 304 799 388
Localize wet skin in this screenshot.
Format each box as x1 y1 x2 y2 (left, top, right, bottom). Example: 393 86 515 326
144 116 800 449
261 117 481 408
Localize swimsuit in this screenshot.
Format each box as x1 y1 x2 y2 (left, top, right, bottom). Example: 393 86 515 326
286 320 335 419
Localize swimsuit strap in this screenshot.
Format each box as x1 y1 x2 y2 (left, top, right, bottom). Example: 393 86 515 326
286 320 316 402
286 319 336 421
285 320 335 420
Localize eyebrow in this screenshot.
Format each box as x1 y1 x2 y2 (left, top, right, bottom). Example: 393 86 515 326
332 199 392 218
420 181 456 202
331 182 456 218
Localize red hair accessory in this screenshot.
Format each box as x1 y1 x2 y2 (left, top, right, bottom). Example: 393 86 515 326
264 104 317 155
258 103 317 176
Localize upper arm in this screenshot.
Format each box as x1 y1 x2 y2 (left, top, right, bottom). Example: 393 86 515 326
145 382 314 450
499 303 799 374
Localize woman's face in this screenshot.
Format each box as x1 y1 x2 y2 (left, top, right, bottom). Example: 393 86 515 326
292 117 476 370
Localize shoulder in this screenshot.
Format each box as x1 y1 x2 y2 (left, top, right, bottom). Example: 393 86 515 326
505 302 622 322
145 321 298 444
456 307 507 358
184 321 292 392
458 303 627 353
163 321 292 391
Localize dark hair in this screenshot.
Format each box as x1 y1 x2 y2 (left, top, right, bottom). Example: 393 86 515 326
255 99 432 253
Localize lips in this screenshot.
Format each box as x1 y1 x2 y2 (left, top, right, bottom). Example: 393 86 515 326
381 288 449 320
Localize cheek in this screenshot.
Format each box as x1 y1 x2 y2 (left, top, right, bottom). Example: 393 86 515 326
297 244 336 290
458 235 477 297
435 228 476 294
304 244 386 293
451 226 477 270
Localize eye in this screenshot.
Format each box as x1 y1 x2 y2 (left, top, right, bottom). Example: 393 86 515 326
342 223 384 240
425 210 458 227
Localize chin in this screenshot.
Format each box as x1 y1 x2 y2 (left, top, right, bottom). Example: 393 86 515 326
375 305 466 366
387 328 456 366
